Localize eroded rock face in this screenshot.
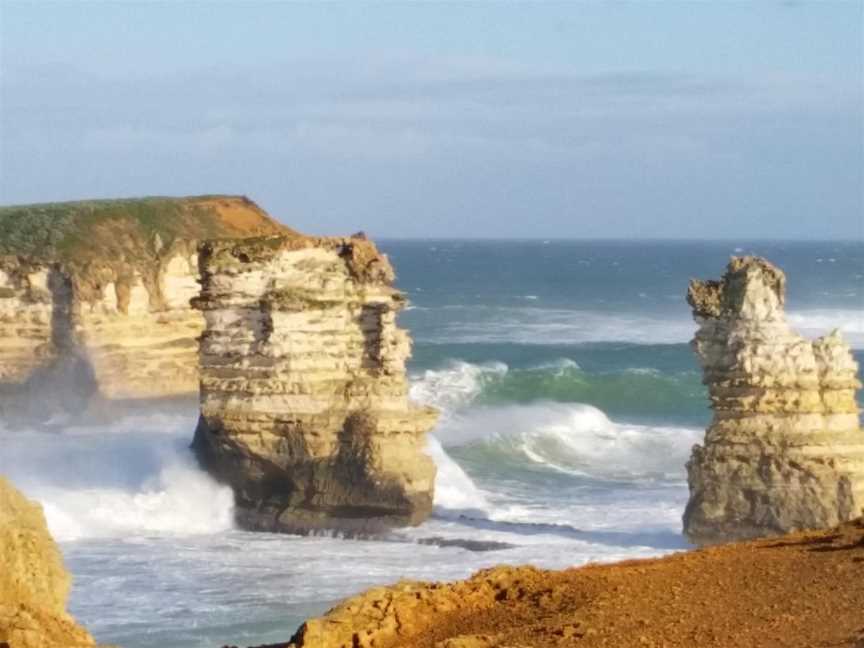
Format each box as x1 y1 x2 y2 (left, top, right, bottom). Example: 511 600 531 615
191 235 438 534
683 256 864 544
0 476 96 648
0 196 287 422
286 566 523 648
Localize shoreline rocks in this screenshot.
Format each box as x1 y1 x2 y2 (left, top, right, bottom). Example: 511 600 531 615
191 234 438 534
230 518 864 648
683 256 864 544
0 477 97 648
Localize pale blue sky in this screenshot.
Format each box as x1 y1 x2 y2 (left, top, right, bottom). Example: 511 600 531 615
1 1 862 239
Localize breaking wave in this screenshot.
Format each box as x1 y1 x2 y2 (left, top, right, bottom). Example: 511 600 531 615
413 360 703 492
434 403 701 482
0 415 234 542
410 358 707 424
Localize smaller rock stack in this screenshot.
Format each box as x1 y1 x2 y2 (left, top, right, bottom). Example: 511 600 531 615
191 234 438 535
684 256 864 545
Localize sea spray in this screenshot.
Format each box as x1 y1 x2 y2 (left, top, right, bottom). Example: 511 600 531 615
425 436 491 517
409 360 507 414
0 415 234 541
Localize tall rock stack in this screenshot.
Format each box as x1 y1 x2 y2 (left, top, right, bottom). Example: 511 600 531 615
683 256 864 544
191 234 438 534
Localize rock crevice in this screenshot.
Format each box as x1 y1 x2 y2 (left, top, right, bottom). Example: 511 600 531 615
683 256 864 544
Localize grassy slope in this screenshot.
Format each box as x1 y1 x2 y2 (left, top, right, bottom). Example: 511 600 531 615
0 195 293 266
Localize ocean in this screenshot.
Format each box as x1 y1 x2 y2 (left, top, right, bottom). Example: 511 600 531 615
1 240 862 648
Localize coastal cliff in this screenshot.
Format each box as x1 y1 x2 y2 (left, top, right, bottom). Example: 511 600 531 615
0 196 287 421
191 234 438 534
683 256 864 544
250 518 864 648
0 477 97 648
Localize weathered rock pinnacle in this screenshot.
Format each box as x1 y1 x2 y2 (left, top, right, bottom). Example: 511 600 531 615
683 256 864 544
191 234 438 535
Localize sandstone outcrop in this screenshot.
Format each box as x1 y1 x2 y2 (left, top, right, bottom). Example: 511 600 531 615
0 196 287 422
256 518 864 648
683 256 864 544
191 234 438 534
0 476 96 648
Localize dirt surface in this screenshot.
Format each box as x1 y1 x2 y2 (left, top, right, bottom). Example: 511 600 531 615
196 196 299 237
232 519 864 648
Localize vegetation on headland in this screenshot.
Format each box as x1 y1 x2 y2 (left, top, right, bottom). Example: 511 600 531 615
0 195 290 266
0 195 292 302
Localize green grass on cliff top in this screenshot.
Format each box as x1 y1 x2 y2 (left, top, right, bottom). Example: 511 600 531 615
0 195 282 266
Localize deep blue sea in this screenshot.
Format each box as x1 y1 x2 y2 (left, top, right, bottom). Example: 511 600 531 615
1 240 862 648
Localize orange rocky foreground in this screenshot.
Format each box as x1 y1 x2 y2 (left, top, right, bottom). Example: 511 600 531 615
230 519 864 648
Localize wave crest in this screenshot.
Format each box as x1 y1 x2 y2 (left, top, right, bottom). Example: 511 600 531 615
0 417 235 542
410 358 706 425
434 402 702 482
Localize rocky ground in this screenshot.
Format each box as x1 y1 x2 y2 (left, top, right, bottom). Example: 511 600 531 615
231 519 864 648
0 477 97 648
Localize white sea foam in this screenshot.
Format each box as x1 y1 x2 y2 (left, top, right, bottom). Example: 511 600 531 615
529 357 581 373
428 307 697 345
40 464 234 541
416 306 864 348
787 309 864 348
0 417 234 541
434 402 702 482
425 436 491 517
409 360 507 414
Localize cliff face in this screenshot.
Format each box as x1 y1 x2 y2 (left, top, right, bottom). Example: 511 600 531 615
0 196 288 421
683 256 864 544
191 234 438 534
0 477 96 648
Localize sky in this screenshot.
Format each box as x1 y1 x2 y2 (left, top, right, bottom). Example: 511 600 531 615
0 1 862 239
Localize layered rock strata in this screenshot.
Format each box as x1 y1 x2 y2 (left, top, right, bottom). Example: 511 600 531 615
191 234 438 534
683 256 864 544
0 476 97 648
0 196 287 421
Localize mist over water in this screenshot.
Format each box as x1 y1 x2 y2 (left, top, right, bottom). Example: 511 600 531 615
1 240 861 648
0 415 234 542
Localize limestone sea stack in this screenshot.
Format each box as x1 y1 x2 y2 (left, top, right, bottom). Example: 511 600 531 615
0 196 287 422
191 234 438 534
683 256 864 544
0 476 98 648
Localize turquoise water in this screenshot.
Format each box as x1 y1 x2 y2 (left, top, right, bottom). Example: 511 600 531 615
1 240 861 648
